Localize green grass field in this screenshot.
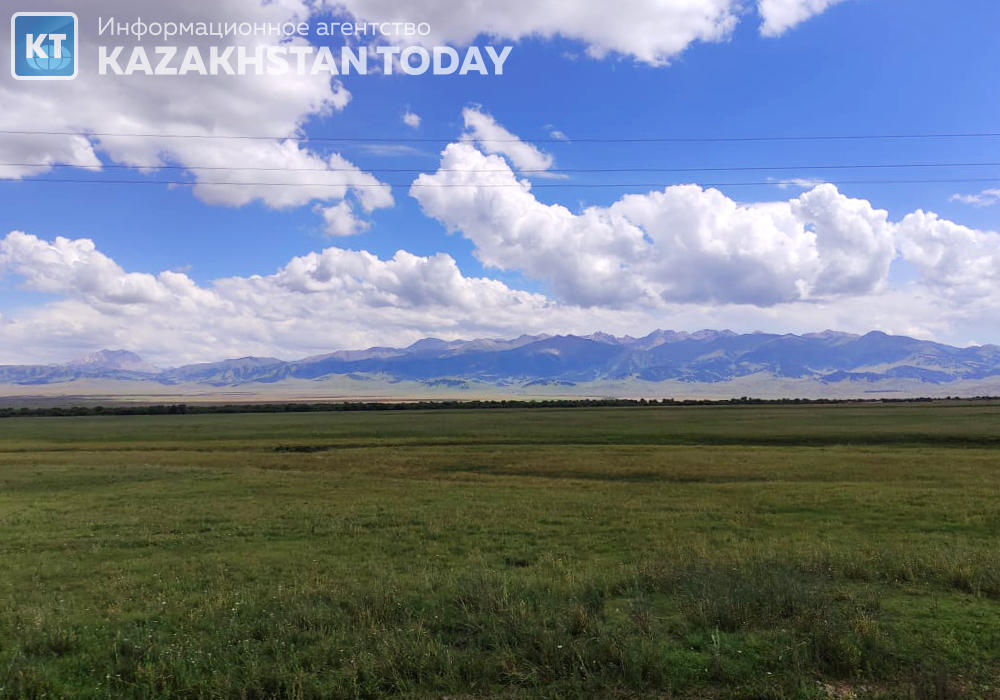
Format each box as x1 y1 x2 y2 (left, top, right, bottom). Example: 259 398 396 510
1 403 998 698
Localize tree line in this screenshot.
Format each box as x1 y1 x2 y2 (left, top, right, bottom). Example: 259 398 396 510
0 395 995 418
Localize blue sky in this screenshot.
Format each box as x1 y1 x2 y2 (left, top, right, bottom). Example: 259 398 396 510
2 0 1000 364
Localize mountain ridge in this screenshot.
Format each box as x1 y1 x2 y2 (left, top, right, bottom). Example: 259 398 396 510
2 330 1000 391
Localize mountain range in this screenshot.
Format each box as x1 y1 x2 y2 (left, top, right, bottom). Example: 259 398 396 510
3 331 1000 396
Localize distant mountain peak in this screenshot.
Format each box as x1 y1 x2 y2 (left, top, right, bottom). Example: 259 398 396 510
582 332 621 345
69 349 158 373
406 338 450 352
690 329 736 340
803 330 859 340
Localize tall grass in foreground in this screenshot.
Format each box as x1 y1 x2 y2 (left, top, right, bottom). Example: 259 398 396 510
4 547 997 698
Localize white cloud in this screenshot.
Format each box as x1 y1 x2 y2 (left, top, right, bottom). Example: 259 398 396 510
758 0 847 37
411 137 895 307
334 0 742 65
3 227 999 366
897 210 1000 299
319 201 370 237
0 0 392 220
461 107 554 173
950 189 1000 207
333 0 846 65
774 177 827 190
0 0 849 220
3 105 996 363
175 146 393 212
0 230 584 364
402 111 422 129
0 232 180 306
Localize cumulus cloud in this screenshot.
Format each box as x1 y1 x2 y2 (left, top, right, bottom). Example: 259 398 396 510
0 232 181 306
401 115 1000 347
461 107 554 173
178 147 393 211
757 0 847 37
3 227 999 366
333 0 847 64
402 111 422 129
0 230 592 364
0 0 849 220
896 211 1000 299
411 137 895 307
318 200 371 237
334 0 742 65
4 204 1000 365
0 0 392 220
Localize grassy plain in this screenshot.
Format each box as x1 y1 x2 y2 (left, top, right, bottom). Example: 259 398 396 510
0 403 998 698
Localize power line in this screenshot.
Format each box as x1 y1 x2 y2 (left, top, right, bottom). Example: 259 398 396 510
3 176 1000 189
2 128 1000 144
2 160 1000 175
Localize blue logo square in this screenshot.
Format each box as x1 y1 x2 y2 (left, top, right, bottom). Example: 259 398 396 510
11 12 78 80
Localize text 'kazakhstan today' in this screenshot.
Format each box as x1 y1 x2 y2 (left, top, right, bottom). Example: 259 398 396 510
98 45 513 76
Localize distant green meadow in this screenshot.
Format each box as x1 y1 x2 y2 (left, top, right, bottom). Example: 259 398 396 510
1 404 998 698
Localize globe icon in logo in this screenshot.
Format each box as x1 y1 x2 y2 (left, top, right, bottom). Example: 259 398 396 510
25 41 73 72
12 13 78 80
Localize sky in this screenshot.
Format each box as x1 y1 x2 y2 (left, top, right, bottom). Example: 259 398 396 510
2 0 1000 366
